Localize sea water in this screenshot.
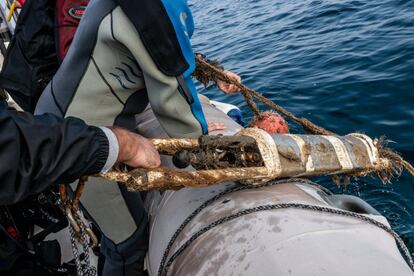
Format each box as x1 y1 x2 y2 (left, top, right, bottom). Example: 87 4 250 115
191 0 414 254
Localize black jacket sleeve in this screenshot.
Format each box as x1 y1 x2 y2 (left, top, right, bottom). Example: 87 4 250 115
0 102 109 205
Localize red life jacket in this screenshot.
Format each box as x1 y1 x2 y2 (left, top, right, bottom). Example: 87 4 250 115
0 0 89 111
56 0 90 62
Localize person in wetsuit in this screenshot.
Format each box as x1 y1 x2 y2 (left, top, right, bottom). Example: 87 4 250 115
34 0 241 275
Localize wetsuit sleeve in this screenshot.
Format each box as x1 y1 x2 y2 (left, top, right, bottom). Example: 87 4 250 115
0 102 110 205
112 7 207 138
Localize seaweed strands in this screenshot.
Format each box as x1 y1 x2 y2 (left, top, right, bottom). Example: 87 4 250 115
374 137 414 182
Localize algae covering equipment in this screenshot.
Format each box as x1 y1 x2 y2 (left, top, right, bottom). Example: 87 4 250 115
101 128 388 191
64 104 414 275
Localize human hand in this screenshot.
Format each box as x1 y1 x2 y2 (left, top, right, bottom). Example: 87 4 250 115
217 70 242 94
111 127 161 169
208 122 226 132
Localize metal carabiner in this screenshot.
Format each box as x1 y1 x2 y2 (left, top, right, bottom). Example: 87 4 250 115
66 205 81 235
63 177 98 248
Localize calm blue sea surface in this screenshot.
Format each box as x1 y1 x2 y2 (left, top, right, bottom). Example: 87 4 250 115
190 0 414 254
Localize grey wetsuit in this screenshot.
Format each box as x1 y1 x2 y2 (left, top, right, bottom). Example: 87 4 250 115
35 0 207 274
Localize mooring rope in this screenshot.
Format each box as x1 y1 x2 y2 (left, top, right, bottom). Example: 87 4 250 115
194 54 335 136
193 54 414 181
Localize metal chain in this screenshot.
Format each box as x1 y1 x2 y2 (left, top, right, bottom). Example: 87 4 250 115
158 180 414 276
68 223 83 275
77 220 97 276
157 178 314 275
68 217 97 276
61 193 96 276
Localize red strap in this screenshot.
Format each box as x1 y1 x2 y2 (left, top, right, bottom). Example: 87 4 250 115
16 0 26 6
